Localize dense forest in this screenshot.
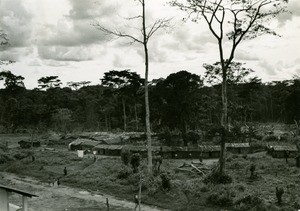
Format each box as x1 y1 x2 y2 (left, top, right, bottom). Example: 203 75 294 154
0 67 299 136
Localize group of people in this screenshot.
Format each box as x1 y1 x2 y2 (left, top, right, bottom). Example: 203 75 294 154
48 177 60 187
47 167 67 187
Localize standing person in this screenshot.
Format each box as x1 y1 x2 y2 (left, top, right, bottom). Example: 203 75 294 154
48 176 51 186
63 167 67 176
134 195 139 211
57 178 60 186
284 150 289 164
51 177 55 186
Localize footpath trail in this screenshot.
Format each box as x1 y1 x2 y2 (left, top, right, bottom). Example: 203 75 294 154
0 172 168 211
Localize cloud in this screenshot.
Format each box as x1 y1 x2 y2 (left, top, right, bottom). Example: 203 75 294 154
259 60 277 76
38 46 94 62
112 53 133 68
235 50 259 61
0 47 32 61
277 0 300 27
0 0 33 48
68 0 116 20
43 60 69 67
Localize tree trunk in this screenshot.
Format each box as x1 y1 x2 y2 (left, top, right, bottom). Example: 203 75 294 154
182 119 188 146
219 72 228 174
134 103 139 131
122 98 127 132
142 0 152 175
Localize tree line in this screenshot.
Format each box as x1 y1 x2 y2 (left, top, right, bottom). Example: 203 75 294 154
0 69 299 138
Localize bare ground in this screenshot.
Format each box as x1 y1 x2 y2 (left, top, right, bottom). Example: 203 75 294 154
1 172 168 211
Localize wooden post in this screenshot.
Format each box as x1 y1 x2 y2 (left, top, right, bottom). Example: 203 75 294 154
0 189 9 211
138 178 142 211
22 196 28 211
106 198 109 211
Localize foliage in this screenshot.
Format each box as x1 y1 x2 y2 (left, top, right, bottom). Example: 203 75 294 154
206 185 235 206
120 148 132 166
117 165 133 179
160 172 171 190
204 170 233 184
276 187 284 204
38 76 62 90
130 153 141 173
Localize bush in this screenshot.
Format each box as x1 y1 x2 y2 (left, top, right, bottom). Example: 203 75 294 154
234 195 265 211
186 131 200 145
228 158 248 170
141 176 160 194
250 139 266 152
0 153 14 164
130 153 141 173
204 171 233 184
160 172 171 190
206 185 235 206
13 151 31 160
117 165 132 179
120 148 131 165
263 135 278 142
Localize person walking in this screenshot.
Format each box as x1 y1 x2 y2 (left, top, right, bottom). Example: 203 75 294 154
63 167 67 176
57 178 60 186
48 176 51 186
134 194 139 211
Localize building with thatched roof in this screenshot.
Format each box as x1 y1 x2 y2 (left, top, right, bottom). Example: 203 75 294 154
225 143 250 154
266 144 298 158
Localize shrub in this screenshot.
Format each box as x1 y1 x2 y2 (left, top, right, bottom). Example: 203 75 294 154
235 184 246 192
206 185 235 206
276 187 284 204
120 148 131 166
13 151 31 160
263 135 278 142
228 158 248 170
130 153 141 173
250 164 256 178
0 153 14 164
141 176 160 194
186 131 200 145
117 165 132 179
160 172 171 190
250 139 266 152
234 195 265 211
204 171 233 184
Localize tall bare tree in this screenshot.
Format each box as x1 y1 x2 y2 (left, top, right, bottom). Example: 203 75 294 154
170 0 288 174
95 0 170 174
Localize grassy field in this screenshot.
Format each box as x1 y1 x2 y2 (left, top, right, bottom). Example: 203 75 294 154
1 134 300 210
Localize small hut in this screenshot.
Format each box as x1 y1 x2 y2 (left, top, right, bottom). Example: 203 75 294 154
68 138 102 151
199 145 221 158
18 140 40 149
226 143 250 154
267 145 298 158
93 144 123 156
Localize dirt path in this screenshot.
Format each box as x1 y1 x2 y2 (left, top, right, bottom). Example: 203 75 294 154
0 172 168 211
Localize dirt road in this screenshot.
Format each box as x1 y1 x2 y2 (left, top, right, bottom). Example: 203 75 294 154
0 172 168 211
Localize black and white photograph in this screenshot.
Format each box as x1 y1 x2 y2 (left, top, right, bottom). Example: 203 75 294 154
0 0 299 210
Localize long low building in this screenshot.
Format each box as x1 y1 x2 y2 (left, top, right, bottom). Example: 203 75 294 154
93 145 223 159
266 144 298 158
69 138 250 159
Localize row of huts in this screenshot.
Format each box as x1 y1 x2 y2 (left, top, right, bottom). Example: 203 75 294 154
68 138 299 159
68 139 251 159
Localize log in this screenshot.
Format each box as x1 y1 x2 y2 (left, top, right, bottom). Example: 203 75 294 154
191 163 205 175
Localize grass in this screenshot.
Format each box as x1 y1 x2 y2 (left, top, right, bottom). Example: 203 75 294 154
1 139 300 210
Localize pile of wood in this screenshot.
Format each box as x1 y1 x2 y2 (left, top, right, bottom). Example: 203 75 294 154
176 161 211 175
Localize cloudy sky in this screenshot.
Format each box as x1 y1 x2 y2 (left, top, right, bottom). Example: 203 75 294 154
0 0 299 89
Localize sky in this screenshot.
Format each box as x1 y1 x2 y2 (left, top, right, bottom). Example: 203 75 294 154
0 0 299 89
